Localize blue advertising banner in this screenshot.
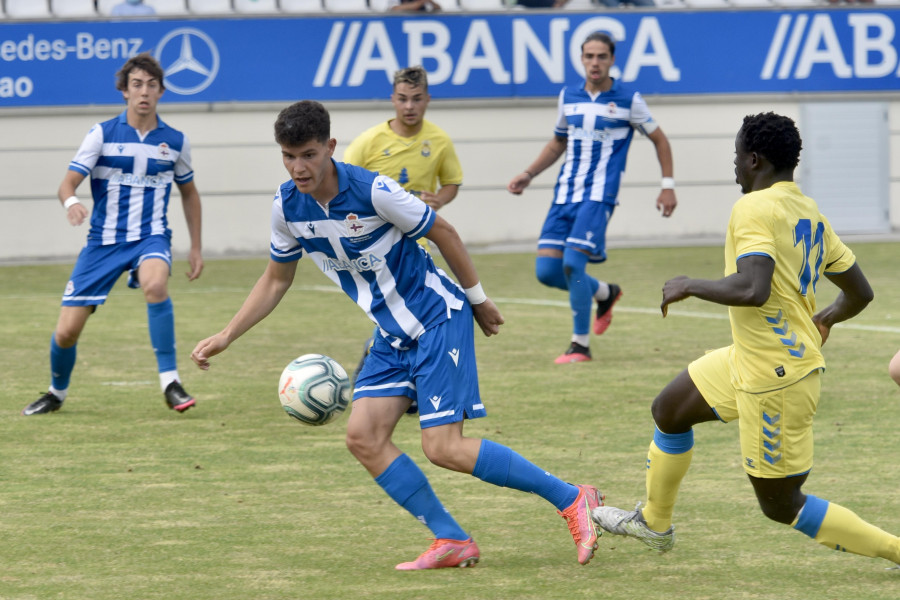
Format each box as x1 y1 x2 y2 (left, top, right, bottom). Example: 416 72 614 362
1 10 899 107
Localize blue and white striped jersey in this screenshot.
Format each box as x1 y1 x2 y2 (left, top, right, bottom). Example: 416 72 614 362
68 111 194 246
270 160 466 349
552 79 657 206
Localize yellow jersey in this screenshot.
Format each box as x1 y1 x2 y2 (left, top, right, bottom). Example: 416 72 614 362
725 181 856 393
342 119 463 196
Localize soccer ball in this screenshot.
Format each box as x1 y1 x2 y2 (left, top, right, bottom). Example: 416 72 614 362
277 354 351 426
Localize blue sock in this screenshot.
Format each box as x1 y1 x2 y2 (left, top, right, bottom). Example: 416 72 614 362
793 494 829 539
375 454 468 541
535 256 567 290
472 439 578 511
563 248 598 336
50 334 77 391
147 298 177 373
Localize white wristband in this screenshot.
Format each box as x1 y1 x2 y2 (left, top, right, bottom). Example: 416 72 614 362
661 177 675 190
464 282 487 305
63 196 81 210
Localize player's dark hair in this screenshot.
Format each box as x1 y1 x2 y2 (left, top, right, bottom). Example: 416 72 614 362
582 32 615 56
116 52 165 92
274 100 331 146
393 66 428 92
739 112 802 171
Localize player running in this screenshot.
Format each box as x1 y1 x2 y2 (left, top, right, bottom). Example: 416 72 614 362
592 112 900 568
190 100 603 570
23 53 203 416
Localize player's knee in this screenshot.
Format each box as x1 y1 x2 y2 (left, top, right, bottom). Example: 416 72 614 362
756 497 800 525
535 256 566 290
650 394 681 433
889 350 900 386
421 437 466 472
345 427 376 461
141 280 169 303
54 326 81 348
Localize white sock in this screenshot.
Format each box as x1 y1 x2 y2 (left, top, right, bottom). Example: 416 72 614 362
594 281 610 302
159 370 179 391
572 333 590 347
49 386 68 401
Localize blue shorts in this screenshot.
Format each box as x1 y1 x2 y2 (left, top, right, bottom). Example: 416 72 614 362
353 302 487 429
538 200 615 263
62 236 172 306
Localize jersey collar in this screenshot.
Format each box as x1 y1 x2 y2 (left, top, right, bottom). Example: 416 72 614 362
117 110 167 131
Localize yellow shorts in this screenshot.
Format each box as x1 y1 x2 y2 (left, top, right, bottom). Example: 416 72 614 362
688 346 820 478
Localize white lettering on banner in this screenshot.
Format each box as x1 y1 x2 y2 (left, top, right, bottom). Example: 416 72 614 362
512 18 568 84
622 17 681 82
452 20 510 85
762 12 899 80
315 16 680 89
0 33 141 63
850 13 898 77
0 76 33 97
347 21 398 87
404 20 453 85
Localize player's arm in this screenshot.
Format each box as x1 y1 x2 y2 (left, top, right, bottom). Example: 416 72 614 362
661 254 774 317
176 180 204 281
191 259 298 369
811 263 874 345
425 214 504 337
647 127 677 218
58 170 88 226
420 184 459 210
507 136 566 195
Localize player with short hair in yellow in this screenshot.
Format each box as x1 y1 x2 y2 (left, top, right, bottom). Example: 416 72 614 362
592 112 900 568
343 65 462 218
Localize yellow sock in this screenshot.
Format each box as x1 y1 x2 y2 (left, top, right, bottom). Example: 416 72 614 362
793 495 900 563
642 438 693 532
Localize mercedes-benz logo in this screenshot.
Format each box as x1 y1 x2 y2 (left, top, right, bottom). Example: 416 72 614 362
155 28 220 96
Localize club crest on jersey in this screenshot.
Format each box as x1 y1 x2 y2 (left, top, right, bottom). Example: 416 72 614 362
421 140 431 158
158 142 170 159
607 102 618 116
345 213 366 237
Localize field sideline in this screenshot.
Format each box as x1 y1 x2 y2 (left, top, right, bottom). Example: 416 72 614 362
2 243 899 600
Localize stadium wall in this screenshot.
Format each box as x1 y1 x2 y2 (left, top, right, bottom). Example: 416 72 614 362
1 9 899 262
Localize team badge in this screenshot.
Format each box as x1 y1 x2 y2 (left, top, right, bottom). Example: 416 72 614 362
64 280 75 296
421 140 431 158
607 102 617 116
345 213 366 237
158 142 170 159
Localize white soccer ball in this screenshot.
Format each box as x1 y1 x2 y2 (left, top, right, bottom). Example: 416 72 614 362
277 354 351 426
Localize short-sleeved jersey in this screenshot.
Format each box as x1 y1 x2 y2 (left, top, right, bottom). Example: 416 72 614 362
68 111 194 247
342 120 462 198
552 79 657 206
725 181 856 393
269 160 465 349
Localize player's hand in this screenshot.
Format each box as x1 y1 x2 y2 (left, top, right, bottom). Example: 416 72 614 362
190 333 230 370
661 275 691 317
420 191 442 209
657 189 677 218
472 298 504 337
507 173 532 195
811 313 831 346
66 202 88 226
186 248 204 281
